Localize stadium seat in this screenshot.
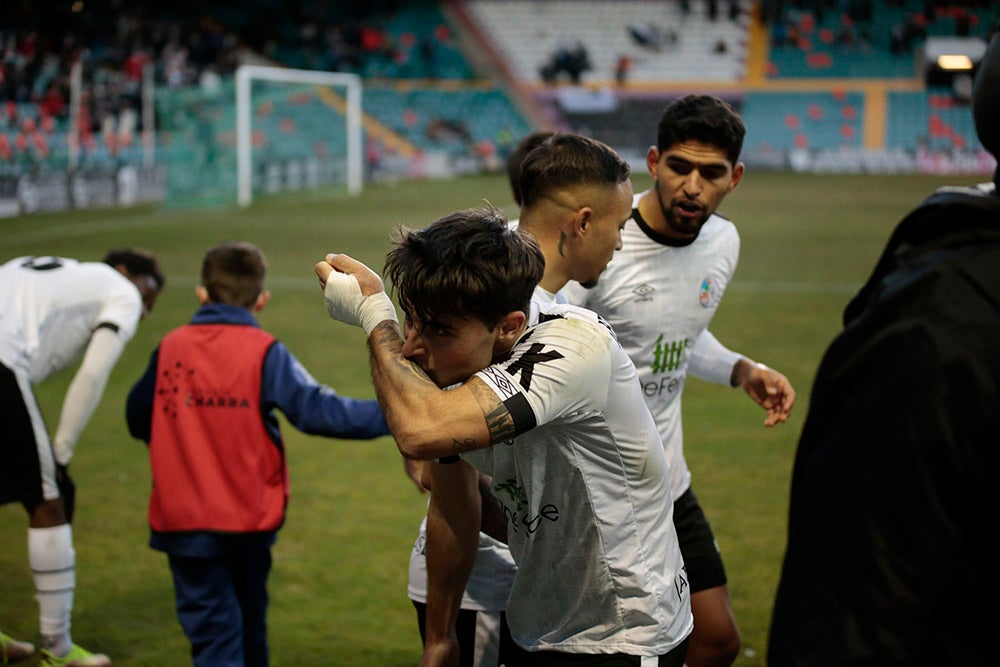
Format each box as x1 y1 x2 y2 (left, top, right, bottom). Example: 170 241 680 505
743 91 864 152
462 0 751 84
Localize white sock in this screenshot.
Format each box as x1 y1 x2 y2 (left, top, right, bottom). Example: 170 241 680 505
29 524 75 656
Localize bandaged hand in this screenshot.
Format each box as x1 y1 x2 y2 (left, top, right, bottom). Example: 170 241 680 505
317 254 398 337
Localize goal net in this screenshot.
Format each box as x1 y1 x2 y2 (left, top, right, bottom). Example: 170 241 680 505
157 65 362 209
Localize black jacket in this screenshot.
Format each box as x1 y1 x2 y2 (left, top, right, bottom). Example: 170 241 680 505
768 185 1000 666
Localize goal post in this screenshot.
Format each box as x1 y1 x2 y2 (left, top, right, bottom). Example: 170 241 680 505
235 65 363 208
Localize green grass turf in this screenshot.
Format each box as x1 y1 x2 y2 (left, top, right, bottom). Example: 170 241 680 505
0 170 966 665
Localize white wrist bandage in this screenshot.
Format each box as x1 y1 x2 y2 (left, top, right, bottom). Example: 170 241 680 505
323 270 398 336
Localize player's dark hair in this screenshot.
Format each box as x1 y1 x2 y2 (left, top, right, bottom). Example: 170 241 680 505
507 130 556 206
200 241 266 308
385 207 544 330
518 133 631 209
103 248 165 290
656 95 745 164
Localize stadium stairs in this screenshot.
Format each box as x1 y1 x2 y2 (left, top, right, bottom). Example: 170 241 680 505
446 0 997 162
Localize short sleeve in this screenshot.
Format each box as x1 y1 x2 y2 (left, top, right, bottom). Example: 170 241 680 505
474 313 612 437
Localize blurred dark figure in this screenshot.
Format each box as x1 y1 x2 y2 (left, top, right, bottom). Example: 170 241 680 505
768 35 1000 666
540 41 592 84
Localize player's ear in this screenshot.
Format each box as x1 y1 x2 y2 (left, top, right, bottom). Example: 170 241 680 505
726 161 745 193
573 206 592 237
195 285 210 305
496 310 526 347
253 290 271 312
646 145 660 179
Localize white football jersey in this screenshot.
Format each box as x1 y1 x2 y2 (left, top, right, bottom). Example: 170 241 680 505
406 285 563 613
463 301 692 655
407 513 516 612
564 192 741 501
0 256 143 382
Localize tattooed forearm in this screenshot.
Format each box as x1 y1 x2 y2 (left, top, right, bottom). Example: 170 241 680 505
369 320 434 386
468 378 517 443
371 320 404 348
451 437 477 454
365 320 513 458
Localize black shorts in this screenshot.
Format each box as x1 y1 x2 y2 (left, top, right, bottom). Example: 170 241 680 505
673 486 728 593
0 361 53 508
503 638 689 666
413 600 517 667
414 600 688 667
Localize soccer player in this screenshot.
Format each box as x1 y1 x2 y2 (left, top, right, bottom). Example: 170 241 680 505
126 241 390 667
404 132 633 667
316 205 692 666
768 35 1000 665
564 95 796 667
0 249 164 667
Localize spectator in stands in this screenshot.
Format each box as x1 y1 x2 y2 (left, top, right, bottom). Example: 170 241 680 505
628 22 678 52
540 41 592 85
768 34 1000 666
426 118 472 146
365 137 383 181
564 95 796 667
615 54 633 86
728 1 741 22
38 81 67 120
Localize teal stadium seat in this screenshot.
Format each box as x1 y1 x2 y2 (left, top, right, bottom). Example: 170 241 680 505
888 89 981 151
767 1 999 79
743 91 864 151
364 86 531 156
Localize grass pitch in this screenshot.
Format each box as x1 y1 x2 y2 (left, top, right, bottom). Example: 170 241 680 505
0 170 964 665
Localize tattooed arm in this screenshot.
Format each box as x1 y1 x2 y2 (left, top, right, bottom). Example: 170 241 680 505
365 320 515 460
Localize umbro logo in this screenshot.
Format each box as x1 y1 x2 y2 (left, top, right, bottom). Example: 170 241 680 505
632 283 655 302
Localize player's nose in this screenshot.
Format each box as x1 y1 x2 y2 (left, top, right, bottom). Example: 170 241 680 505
401 326 426 359
682 170 703 196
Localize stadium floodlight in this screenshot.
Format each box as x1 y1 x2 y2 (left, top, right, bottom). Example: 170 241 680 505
235 65 362 208
936 54 974 71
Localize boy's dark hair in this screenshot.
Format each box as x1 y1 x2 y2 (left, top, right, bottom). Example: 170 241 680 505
385 207 544 330
507 130 556 206
518 133 631 209
103 248 165 290
656 95 746 165
201 241 266 308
